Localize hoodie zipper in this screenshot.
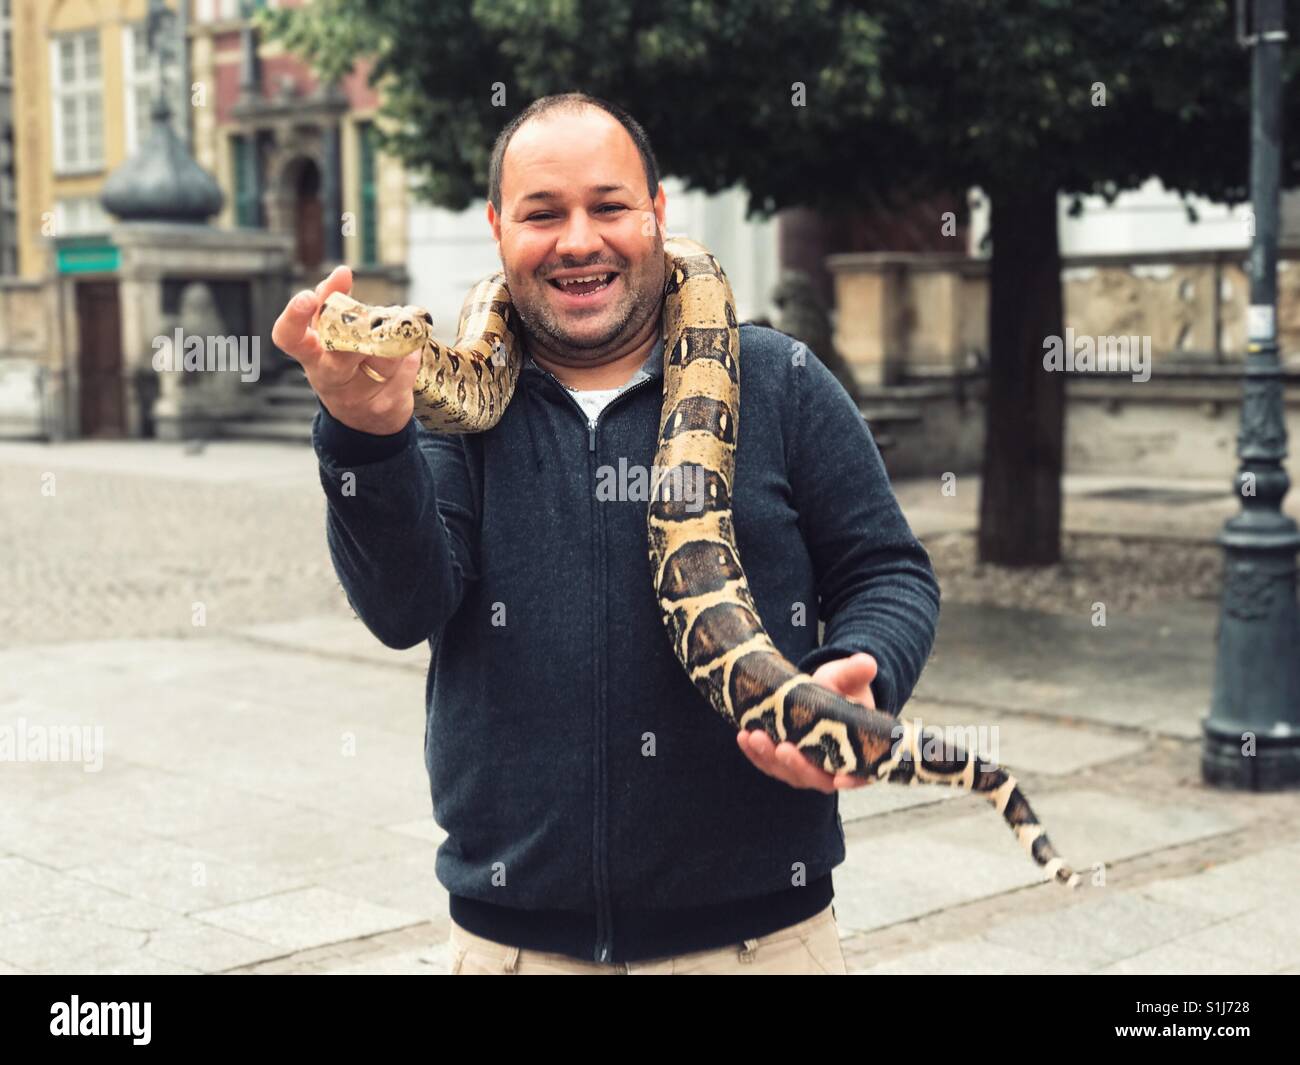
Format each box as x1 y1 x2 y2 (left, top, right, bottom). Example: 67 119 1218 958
532 365 657 963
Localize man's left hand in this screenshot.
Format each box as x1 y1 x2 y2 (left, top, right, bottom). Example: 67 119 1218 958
735 652 880 794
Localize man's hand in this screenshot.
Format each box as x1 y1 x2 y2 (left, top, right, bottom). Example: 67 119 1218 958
270 264 422 436
735 652 880 794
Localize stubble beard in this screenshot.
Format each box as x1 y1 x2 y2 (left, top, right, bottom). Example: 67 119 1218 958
504 237 665 363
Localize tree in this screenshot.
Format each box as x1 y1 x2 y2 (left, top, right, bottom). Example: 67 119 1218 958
260 0 1288 565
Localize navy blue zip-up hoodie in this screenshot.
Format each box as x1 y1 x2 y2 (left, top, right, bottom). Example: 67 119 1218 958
311 323 940 963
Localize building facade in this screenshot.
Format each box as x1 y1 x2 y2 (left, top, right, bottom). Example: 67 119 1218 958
0 0 16 275
2 0 410 440
9 0 407 290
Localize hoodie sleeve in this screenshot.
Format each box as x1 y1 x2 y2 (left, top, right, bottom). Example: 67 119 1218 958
312 403 479 650
786 350 941 715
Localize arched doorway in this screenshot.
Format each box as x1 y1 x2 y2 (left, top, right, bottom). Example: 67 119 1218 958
282 156 323 271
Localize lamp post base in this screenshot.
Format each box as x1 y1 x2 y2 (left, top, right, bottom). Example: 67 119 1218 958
1202 730 1300 789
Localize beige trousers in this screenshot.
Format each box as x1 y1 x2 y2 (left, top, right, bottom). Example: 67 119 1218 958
448 903 847 974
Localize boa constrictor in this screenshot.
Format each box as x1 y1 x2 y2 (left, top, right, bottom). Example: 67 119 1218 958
317 236 1081 890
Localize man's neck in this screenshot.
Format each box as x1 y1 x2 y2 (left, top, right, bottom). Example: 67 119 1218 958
528 317 661 391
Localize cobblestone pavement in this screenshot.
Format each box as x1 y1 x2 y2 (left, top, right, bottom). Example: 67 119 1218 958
2 439 1299 975
0 440 353 646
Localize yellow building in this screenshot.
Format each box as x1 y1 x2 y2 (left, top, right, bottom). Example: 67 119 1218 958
9 0 408 288
1 0 409 440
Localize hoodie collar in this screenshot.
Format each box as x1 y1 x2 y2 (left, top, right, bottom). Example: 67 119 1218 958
519 332 663 474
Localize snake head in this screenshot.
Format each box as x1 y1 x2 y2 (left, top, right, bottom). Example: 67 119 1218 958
319 293 431 358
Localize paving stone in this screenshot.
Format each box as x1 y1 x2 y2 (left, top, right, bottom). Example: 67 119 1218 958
313 846 448 923
192 886 422 954
1094 943 1276 975
922 789 1242 874
144 919 288 973
0 856 140 925
184 808 427 879
1156 909 1300 972
238 616 429 672
981 890 1219 968
837 779 962 822
0 914 150 973
319 941 452 975
67 842 306 915
831 830 1042 934
898 704 1150 776
848 937 1085 975
914 601 1216 739
60 953 204 976
386 818 448 846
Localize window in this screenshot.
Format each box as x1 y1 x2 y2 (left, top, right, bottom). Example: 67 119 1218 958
51 30 104 174
1 0 13 83
122 23 183 155
231 133 263 227
55 197 110 237
358 121 378 266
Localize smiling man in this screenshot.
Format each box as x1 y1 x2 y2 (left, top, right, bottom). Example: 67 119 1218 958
272 93 940 975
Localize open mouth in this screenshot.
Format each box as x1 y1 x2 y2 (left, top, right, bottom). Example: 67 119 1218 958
548 272 618 298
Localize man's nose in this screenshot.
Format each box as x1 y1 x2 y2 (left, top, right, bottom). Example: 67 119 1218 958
555 210 603 260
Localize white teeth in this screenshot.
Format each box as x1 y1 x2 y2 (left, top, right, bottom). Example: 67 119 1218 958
556 273 613 287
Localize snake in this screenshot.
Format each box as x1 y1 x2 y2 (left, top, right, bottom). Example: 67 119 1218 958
316 235 1082 890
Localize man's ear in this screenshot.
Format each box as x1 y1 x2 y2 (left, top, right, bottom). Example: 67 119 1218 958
487 200 502 244
653 184 667 234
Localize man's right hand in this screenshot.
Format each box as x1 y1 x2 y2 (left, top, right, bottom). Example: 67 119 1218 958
271 265 422 436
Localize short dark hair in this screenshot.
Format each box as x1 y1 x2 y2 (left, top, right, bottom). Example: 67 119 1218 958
487 93 660 213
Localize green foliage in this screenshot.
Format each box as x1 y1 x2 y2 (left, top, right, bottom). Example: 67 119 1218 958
258 0 1289 211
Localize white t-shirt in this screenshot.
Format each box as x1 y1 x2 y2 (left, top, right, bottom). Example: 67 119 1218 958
531 339 661 427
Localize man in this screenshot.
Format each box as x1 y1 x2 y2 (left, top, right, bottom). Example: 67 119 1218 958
272 93 940 975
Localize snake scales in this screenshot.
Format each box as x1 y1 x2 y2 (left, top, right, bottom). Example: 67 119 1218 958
317 235 1081 889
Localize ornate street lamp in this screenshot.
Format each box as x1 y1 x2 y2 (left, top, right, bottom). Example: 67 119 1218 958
1203 0 1300 789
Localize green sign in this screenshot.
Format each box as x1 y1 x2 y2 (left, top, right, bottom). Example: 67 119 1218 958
56 241 120 275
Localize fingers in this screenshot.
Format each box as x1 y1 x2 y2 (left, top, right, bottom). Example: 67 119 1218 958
271 267 354 370
271 289 324 366
361 350 421 397
315 264 353 305
812 653 877 689
737 730 837 794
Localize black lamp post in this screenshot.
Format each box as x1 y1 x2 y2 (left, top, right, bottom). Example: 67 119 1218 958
1204 0 1300 789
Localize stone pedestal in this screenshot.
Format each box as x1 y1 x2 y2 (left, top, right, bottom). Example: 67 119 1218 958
111 221 293 440
826 252 986 387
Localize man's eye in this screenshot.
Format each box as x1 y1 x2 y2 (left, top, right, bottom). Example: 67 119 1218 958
527 212 557 222
597 204 627 214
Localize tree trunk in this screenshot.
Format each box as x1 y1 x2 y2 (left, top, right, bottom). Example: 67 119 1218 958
977 184 1066 566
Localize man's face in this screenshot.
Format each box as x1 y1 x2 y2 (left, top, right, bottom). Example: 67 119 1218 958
488 107 668 361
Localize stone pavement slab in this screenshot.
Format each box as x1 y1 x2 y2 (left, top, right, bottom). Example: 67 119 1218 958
914 600 1216 739
319 942 452 975
981 890 1221 969
66 842 306 915
890 699 1150 775
182 807 429 880
834 787 1240 937
131 921 281 974
238 616 429 672
191 886 423 955
850 938 1083 976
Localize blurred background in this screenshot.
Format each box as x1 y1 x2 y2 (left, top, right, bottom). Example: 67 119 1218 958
1 0 1298 976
